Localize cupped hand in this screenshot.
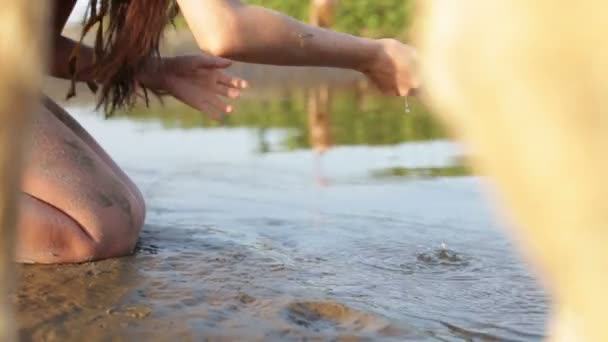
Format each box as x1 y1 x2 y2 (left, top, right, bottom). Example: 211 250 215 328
139 53 248 118
361 39 419 97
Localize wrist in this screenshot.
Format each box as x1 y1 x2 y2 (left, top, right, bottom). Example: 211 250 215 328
355 38 384 73
136 57 168 91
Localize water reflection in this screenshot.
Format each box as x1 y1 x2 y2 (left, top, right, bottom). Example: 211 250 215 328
122 87 443 146
307 84 333 154
27 76 548 340
371 165 470 179
308 82 333 187
118 82 465 184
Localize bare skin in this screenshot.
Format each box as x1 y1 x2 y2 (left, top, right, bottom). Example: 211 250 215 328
17 99 144 263
177 0 419 96
21 0 416 263
17 0 246 263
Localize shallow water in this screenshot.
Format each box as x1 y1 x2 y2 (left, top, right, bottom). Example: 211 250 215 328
17 81 548 341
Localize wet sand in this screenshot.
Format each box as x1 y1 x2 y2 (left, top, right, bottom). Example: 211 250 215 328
16 226 411 341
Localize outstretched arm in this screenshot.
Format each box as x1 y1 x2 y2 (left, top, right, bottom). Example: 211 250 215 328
176 0 418 96
49 0 246 116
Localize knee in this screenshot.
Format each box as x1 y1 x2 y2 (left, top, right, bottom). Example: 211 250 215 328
83 209 145 262
64 235 105 264
80 229 139 263
17 202 144 264
74 191 146 263
18 222 140 264
77 186 146 262
132 191 147 229
18 169 146 264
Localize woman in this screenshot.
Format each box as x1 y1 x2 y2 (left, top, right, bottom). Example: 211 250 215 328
21 0 416 264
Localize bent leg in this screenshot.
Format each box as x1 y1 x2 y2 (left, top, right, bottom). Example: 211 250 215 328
16 193 98 264
41 96 145 216
17 103 145 264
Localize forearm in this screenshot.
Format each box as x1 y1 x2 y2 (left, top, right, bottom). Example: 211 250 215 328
49 35 96 82
50 36 164 91
49 0 96 82
177 0 381 70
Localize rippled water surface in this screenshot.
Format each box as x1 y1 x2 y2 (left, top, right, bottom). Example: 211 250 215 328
17 77 548 341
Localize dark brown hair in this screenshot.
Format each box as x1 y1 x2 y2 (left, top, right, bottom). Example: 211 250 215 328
69 0 179 115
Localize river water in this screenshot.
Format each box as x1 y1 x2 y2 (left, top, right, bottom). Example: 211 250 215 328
16 78 548 341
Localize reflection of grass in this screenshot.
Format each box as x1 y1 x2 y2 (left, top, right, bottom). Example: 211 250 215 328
329 93 444 146
118 88 446 149
370 165 471 179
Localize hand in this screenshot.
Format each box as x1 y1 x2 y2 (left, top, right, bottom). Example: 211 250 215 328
361 39 419 97
139 53 248 118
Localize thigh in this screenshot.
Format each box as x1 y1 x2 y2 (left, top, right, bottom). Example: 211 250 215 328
18 104 144 261
41 96 145 212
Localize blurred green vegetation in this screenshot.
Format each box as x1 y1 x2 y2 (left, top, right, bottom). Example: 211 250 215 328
246 0 412 38
175 0 413 39
370 165 471 179
120 88 446 151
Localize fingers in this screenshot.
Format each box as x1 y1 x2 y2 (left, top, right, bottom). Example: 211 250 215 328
217 73 248 89
191 96 232 122
192 65 248 90
198 93 233 114
198 101 225 118
162 66 249 121
216 84 241 99
382 80 418 97
396 87 416 97
378 84 404 97
167 77 233 118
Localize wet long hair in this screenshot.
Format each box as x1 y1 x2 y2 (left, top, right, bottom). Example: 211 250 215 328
69 0 179 115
